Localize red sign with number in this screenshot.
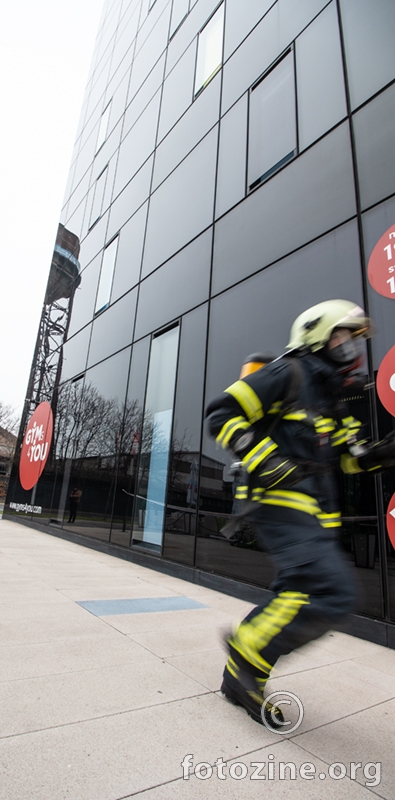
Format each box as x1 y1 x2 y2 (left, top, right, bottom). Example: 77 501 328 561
368 224 395 299
376 345 395 417
19 402 53 490
387 493 395 549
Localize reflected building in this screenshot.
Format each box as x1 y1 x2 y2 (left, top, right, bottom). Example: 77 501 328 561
5 0 395 645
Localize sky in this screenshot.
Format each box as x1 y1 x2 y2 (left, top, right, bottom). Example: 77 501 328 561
0 1 105 419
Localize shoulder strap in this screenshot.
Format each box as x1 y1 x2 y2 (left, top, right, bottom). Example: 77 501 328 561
264 357 304 436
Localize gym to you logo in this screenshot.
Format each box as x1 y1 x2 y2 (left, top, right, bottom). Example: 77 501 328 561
19 402 53 491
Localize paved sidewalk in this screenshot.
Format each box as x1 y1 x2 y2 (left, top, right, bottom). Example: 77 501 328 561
0 519 394 800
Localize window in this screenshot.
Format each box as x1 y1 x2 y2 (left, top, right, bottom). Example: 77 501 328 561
148 0 156 9
194 4 224 97
132 325 180 550
89 167 108 229
95 102 111 153
94 236 119 314
248 50 297 191
169 0 189 38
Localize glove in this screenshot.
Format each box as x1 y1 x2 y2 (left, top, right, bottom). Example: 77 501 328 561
255 453 307 490
358 431 395 471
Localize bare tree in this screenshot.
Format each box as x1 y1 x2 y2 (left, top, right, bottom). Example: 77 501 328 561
0 402 19 435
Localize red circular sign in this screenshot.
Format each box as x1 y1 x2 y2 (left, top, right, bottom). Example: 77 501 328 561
376 345 395 417
368 223 395 299
19 402 53 490
387 493 395 549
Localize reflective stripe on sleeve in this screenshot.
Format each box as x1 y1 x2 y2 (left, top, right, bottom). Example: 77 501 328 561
317 511 342 528
241 436 278 473
224 380 264 424
216 416 251 449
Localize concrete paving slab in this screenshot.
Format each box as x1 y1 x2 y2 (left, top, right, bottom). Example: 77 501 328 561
127 625 228 658
166 649 225 692
103 607 230 635
0 519 393 800
267 657 395 734
295 699 395 799
0 660 208 737
0 694 278 800
0 635 157 682
135 738 380 799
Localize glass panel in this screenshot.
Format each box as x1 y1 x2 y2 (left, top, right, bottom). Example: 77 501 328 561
157 41 196 142
152 71 220 190
56 350 130 542
142 128 218 276
96 101 112 153
353 83 395 212
194 3 224 96
114 89 161 195
61 327 91 383
215 94 247 218
224 0 274 60
95 237 119 314
163 305 208 565
111 203 148 302
339 0 395 110
89 167 108 229
213 123 356 295
111 337 150 546
248 51 296 190
135 229 212 339
296 2 347 151
107 156 153 241
88 289 137 367
132 326 180 551
170 0 189 38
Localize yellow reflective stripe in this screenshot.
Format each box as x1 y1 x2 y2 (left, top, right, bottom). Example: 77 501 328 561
340 454 363 474
283 411 308 421
226 656 239 679
267 401 282 415
242 437 278 473
216 416 251 449
332 417 362 446
229 591 309 672
318 511 342 528
258 489 320 516
225 380 264 424
314 416 336 433
234 486 248 499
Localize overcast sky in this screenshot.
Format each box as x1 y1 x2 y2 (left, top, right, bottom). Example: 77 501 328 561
0 1 105 418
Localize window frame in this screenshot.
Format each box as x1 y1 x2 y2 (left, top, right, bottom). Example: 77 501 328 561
193 2 224 99
246 46 298 193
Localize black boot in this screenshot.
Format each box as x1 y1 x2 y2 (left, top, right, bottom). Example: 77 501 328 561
221 664 284 728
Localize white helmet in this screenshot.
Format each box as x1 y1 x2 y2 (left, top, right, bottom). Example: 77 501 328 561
286 300 372 353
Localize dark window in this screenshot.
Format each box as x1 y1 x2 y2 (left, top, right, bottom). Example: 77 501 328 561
248 50 296 191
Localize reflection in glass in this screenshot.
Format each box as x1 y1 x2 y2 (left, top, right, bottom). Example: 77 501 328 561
194 4 224 96
132 326 179 550
94 236 119 314
96 101 112 153
163 305 208 565
53 350 130 542
248 50 296 190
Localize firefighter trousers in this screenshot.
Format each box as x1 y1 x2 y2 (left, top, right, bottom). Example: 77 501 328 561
226 503 357 685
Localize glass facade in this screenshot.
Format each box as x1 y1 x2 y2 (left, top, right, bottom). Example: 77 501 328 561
6 0 395 645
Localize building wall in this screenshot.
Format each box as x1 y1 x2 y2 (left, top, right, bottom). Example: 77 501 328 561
6 0 395 628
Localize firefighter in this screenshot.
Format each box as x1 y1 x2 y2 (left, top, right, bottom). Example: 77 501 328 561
206 299 395 725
